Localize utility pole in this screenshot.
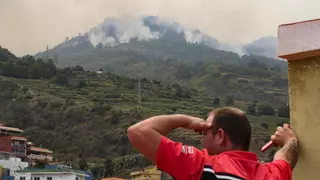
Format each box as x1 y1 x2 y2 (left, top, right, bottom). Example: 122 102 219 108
137 74 141 110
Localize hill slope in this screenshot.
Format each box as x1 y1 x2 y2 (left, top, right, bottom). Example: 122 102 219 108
0 46 289 178
243 36 277 58
0 69 288 174
36 16 287 103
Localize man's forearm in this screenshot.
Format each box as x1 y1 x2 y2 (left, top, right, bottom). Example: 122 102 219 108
127 114 193 163
130 114 193 136
274 138 299 170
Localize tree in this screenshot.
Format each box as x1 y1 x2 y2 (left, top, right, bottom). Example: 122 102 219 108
91 166 104 179
174 86 190 98
55 74 69 86
213 97 220 106
226 96 234 105
171 107 177 112
258 104 275 116
73 65 84 71
77 80 87 88
260 122 269 129
123 81 135 89
278 105 290 118
78 158 88 170
247 104 256 115
104 157 114 177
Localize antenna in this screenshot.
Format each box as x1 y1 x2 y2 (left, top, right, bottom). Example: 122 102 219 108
46 45 49 60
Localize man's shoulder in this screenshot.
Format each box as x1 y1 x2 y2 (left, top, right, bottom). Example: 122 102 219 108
200 151 260 180
254 160 292 179
263 159 292 171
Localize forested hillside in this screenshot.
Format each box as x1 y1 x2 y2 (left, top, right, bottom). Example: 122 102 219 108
0 44 289 178
36 16 288 104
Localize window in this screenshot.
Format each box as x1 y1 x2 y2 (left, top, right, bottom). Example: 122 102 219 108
20 177 26 180
47 177 52 180
34 177 40 180
13 141 20 145
4 169 10 176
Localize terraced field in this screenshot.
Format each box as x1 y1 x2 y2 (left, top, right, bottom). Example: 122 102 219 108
0 71 288 167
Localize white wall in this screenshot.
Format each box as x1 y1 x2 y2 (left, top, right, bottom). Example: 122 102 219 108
0 158 29 176
15 172 87 180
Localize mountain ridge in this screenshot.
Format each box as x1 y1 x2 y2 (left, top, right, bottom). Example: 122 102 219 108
37 15 277 59
33 15 286 103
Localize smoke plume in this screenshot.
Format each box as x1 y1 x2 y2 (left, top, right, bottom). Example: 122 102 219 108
88 16 160 47
0 0 318 56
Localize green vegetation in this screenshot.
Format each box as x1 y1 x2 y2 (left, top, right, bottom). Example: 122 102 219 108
38 32 288 103
0 45 290 178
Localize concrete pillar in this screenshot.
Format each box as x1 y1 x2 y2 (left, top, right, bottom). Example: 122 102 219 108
278 18 320 179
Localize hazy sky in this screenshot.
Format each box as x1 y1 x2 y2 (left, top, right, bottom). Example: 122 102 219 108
1 0 320 56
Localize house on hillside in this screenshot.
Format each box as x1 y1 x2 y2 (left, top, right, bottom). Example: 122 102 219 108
0 152 29 179
15 168 89 180
27 146 53 165
129 166 162 180
0 125 28 159
0 136 28 158
15 164 92 180
0 123 54 167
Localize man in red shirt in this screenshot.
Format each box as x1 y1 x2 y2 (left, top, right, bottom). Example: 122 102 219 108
127 107 299 180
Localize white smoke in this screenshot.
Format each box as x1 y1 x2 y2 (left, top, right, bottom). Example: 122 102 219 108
140 16 245 54
88 15 160 47
150 16 185 34
149 16 215 46
88 25 107 47
88 15 219 48
86 15 271 57
184 30 205 43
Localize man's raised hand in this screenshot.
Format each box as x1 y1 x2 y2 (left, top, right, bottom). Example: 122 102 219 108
184 116 212 135
271 123 297 147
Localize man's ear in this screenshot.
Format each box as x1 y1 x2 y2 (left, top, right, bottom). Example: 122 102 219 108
216 128 225 145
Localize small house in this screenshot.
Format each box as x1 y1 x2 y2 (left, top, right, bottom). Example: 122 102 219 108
15 169 89 180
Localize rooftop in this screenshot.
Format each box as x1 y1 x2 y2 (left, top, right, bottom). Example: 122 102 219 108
130 166 160 176
11 136 27 141
278 17 320 60
0 125 23 133
29 147 53 154
16 169 88 176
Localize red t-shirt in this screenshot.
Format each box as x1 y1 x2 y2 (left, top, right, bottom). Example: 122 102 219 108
156 136 292 180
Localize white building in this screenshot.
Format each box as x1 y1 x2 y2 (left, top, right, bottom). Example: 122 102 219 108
0 156 29 176
15 169 89 180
